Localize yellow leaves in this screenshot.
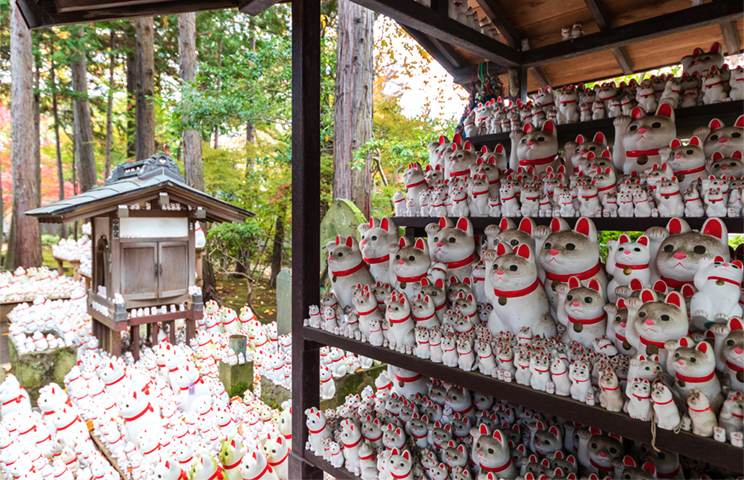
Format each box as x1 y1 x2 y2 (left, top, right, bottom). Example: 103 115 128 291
57 30 70 40
163 16 169 27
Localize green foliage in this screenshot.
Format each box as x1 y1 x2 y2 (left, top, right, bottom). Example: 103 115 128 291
227 381 250 398
40 235 60 246
598 231 643 263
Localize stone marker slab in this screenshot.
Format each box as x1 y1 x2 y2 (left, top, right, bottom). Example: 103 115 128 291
218 361 254 397
8 340 76 405
276 268 292 335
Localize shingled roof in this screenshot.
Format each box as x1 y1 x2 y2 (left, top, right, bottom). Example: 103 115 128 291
26 154 253 224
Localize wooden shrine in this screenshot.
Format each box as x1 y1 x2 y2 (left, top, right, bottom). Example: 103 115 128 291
26 153 253 358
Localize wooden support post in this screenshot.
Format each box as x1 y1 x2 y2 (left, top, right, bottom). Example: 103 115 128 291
131 325 140 361
520 66 528 103
290 0 323 475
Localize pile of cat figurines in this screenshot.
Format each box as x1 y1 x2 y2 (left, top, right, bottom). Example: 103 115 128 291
306 214 744 456
461 42 742 136
0 304 294 480
306 368 740 479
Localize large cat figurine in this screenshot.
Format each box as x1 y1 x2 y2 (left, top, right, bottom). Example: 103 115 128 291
447 140 478 181
606 234 651 302
358 217 399 285
509 121 561 174
693 116 744 159
537 217 608 314
425 217 476 280
681 42 725 76
389 237 431 299
613 102 676 175
710 317 744 392
648 217 729 289
658 137 707 193
483 243 557 339
626 289 688 361
665 337 723 411
690 256 743 330
327 236 375 309
555 276 606 348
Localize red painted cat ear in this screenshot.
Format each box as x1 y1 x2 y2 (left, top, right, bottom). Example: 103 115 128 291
640 289 656 304
414 238 426 251
550 217 562 233
453 134 463 145
593 132 605 144
735 115 744 128
688 136 701 147
574 217 592 237
549 425 560 436
439 217 448 229
335 235 341 245
568 276 581 290
631 106 644 119
692 47 704 56
667 217 684 234
630 278 643 291
665 291 683 308
623 456 636 467
702 218 725 240
398 237 407 248
345 236 354 248
456 218 470 233
709 118 723 131
696 341 711 355
710 41 722 53
575 134 586 144
496 243 507 256
730 318 744 331
670 138 682 149
636 235 649 247
435 279 444 289
656 102 673 119
653 280 667 294
380 217 390 232
542 120 556 135
586 151 596 161
518 218 533 235
516 244 531 260
642 461 657 476
618 234 630 244
617 298 626 309
462 278 472 287
588 279 601 292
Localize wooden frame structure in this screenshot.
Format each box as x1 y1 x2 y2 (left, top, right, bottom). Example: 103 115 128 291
15 0 744 476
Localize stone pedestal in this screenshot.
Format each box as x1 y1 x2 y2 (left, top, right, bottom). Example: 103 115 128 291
276 268 292 335
218 361 254 398
8 340 77 405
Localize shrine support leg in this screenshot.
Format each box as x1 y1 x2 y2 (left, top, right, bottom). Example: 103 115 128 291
131 325 140 361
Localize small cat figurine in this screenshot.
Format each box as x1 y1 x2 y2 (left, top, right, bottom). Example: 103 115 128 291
403 162 427 216
681 42 725 76
710 317 744 391
327 236 376 309
472 426 517 479
556 87 580 125
389 237 430 300
687 389 717 437
359 217 399 287
702 66 728 105
617 189 635 217
425 164 445 188
476 341 497 376
555 276 606 348
550 355 571 396
469 174 491 217
635 80 658 112
576 429 624 476
564 132 608 175
651 382 681 430
488 195 502 217
626 289 688 362
660 137 706 193
627 378 652 421
414 327 431 359
569 362 591 402
683 188 705 217
529 354 551 392
690 256 743 330
385 291 415 352
666 337 722 411
705 188 728 219
718 392 743 441
598 370 623 412
656 177 684 217
520 183 541 217
509 121 560 174
613 102 676 175
606 234 651 303
447 140 478 181
515 349 532 386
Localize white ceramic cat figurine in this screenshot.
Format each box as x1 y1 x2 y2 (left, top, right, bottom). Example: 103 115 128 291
425 217 476 280
556 277 606 348
385 292 415 352
687 389 717 437
488 195 501 216
659 137 707 193
598 369 623 412
651 382 681 430
705 188 728 217
359 217 399 285
626 289 688 363
550 355 571 396
499 183 521 217
690 256 743 330
613 102 676 175
702 66 728 105
665 338 722 411
710 317 744 392
393 191 407 216
656 177 684 217
403 162 428 215
569 362 592 402
469 174 490 216
694 116 744 159
484 244 557 338
327 236 375 309
577 182 601 217
606 234 651 302
682 42 725 76
389 237 431 299
556 87 580 124
627 378 652 421
529 354 551 392
509 121 560 174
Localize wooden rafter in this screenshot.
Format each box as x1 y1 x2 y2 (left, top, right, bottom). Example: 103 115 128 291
528 66 551 89
451 62 508 85
472 0 520 48
401 26 459 74
351 0 520 66
720 21 742 54
583 0 634 74
522 0 743 68
239 0 281 15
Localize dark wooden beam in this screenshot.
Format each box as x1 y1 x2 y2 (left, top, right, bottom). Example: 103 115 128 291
239 0 281 15
402 26 458 74
429 37 466 69
523 0 743 68
17 0 237 28
451 62 509 85
472 0 520 48
528 66 551 89
289 0 322 475
350 0 521 67
584 0 634 74
721 21 742 54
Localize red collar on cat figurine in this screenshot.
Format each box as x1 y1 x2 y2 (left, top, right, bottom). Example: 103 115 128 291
396 272 428 283
449 169 471 178
414 312 436 323
519 154 558 167
676 371 716 383
544 261 602 282
639 336 667 349
674 165 706 176
447 252 476 270
405 179 427 189
726 360 744 372
708 275 740 286
626 148 660 158
394 372 422 382
389 312 412 324
331 261 367 277
493 279 541 298
364 254 389 265
568 313 605 325
480 457 512 473
615 262 649 270
590 459 614 472
659 276 693 289
656 465 682 479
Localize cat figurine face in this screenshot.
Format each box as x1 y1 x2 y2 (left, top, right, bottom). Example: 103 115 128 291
390 237 431 290
562 277 606 348
387 449 413 480
473 425 515 476
710 151 744 177
720 318 744 380
701 116 744 158
327 236 375 309
533 424 562 457
581 430 624 474
662 137 706 187
495 217 537 252
617 102 677 174
513 121 559 174
682 42 725 76
426 217 475 277
447 141 478 180
634 290 688 356
656 218 729 288
359 217 399 269
425 164 445 188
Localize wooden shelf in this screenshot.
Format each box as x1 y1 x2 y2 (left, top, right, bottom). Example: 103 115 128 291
305 452 359 480
391 216 744 234
303 327 744 473
466 101 744 148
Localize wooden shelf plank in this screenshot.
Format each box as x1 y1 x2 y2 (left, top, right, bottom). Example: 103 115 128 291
303 327 744 473
348 0 520 68
390 216 744 234
464 101 744 147
305 452 360 480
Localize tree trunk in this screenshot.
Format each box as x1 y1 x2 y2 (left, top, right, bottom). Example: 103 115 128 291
178 12 203 191
332 0 375 219
135 17 155 161
269 214 285 288
213 36 223 150
70 27 97 193
6 0 42 269
105 28 116 180
246 121 255 171
50 41 66 238
125 39 136 159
